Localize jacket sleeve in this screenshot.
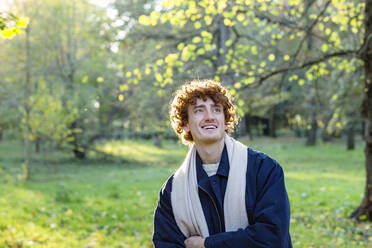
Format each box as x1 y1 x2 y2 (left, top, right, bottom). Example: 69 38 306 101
204 155 292 248
153 176 187 248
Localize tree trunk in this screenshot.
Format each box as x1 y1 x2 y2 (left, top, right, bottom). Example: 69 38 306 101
153 135 162 148
306 109 317 146
245 114 253 140
70 121 86 159
24 24 32 180
35 138 41 153
350 0 372 221
236 115 247 137
269 107 277 138
347 119 355 150
216 17 234 86
321 115 333 142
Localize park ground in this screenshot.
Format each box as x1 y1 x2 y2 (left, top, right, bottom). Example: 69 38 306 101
0 136 371 247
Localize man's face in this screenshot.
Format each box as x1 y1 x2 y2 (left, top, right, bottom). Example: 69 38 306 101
184 97 227 145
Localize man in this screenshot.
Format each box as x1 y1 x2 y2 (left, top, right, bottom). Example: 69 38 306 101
153 79 292 248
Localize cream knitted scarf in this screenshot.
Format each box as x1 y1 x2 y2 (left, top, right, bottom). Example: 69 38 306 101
171 134 249 238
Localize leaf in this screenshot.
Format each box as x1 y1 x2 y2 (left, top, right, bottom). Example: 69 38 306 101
155 73 163 82
298 79 305 86
138 15 151 25
237 13 245 22
194 21 201 29
268 54 275 61
81 75 88 84
192 36 201 43
251 46 257 55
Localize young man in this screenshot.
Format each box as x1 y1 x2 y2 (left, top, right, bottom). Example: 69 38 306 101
153 79 292 248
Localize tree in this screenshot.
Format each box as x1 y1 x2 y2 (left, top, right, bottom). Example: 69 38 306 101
128 0 371 220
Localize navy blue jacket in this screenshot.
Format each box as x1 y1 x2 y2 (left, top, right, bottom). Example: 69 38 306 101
153 146 292 248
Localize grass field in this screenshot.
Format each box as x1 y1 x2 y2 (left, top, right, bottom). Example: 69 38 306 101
0 137 371 247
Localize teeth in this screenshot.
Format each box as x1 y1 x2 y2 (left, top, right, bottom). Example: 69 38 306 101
204 126 216 129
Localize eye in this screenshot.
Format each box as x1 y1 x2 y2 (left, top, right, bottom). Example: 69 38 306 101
214 107 221 112
194 108 203 113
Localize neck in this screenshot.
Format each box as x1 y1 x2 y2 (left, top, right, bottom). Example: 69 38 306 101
194 137 225 164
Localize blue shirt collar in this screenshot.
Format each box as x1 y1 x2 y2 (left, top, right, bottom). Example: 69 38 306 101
196 144 230 184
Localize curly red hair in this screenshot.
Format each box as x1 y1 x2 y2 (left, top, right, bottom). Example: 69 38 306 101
169 79 238 145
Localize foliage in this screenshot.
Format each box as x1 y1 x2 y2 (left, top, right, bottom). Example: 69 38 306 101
0 12 28 39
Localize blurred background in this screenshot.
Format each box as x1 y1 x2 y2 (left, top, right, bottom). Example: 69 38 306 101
0 0 371 247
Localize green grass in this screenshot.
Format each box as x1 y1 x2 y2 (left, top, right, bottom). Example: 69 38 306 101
0 137 371 247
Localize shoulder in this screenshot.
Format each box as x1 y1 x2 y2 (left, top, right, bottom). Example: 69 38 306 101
247 148 284 183
158 174 175 202
248 148 282 171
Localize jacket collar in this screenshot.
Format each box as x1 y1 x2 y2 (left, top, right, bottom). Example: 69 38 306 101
196 144 230 185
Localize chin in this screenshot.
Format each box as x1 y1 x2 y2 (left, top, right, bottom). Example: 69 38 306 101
200 134 224 144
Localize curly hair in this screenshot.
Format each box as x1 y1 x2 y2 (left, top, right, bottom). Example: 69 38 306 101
169 79 238 145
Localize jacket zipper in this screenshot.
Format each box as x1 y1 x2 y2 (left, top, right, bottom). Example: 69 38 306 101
198 185 223 233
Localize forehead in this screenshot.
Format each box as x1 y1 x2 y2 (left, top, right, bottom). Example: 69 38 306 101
192 97 221 106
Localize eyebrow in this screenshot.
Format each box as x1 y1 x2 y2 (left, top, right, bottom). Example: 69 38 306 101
193 103 222 109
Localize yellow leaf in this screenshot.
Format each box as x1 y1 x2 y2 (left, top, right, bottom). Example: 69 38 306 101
16 17 29 28
138 15 151 25
81 75 88 83
155 73 163 82
93 232 104 242
234 82 241 89
268 54 275 61
118 94 124 101
120 84 128 91
194 21 201 29
298 79 305 86
145 67 151 75
204 15 212 25
96 77 104 83
0 27 18 39
251 46 257 55
192 36 201 43
284 55 290 61
177 43 185 50
126 71 132 78
247 77 255 84
156 59 163 66
321 44 328 52
237 13 245 22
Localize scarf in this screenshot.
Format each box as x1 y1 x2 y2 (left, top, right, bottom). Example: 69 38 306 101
171 134 249 237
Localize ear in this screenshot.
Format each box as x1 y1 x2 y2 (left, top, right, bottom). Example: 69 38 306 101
183 123 190 132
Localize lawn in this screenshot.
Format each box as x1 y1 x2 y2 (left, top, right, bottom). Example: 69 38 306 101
0 137 371 247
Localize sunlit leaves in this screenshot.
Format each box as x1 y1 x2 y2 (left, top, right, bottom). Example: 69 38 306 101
268 54 275 62
0 14 29 39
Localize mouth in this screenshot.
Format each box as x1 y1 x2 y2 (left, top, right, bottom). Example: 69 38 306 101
201 124 218 130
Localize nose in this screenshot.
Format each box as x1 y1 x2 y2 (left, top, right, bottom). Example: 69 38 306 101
205 108 215 121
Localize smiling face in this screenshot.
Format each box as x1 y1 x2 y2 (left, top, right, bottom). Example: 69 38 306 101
183 97 227 146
